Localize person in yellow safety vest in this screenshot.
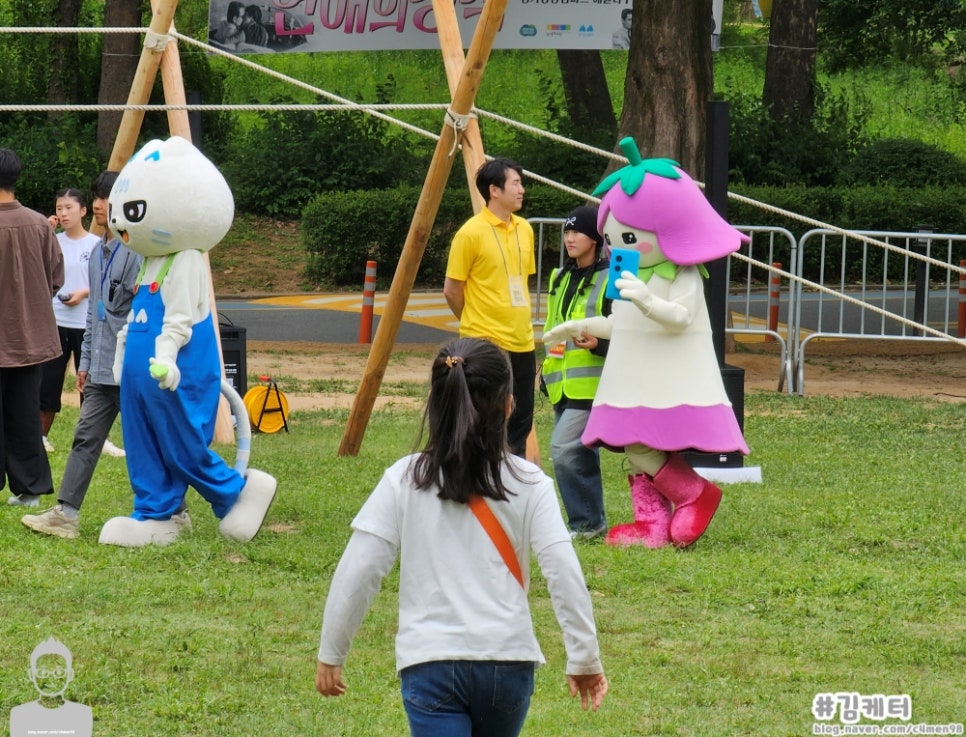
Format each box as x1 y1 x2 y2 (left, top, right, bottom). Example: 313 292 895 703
541 206 612 539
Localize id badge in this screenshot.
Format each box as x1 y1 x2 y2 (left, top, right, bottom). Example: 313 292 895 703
97 299 106 321
508 275 527 307
548 342 565 358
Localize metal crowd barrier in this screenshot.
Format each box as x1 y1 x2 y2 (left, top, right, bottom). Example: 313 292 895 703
729 226 797 393
530 217 966 397
792 229 966 394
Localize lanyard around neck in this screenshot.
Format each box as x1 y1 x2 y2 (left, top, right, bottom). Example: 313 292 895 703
489 223 523 278
99 242 121 291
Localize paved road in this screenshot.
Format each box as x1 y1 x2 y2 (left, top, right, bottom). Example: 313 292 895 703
216 292 458 344
217 287 959 346
215 292 776 345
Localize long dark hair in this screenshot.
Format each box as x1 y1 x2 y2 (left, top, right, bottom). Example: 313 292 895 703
411 338 520 503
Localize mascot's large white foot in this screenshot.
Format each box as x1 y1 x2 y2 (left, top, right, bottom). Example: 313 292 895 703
218 469 277 542
99 516 182 547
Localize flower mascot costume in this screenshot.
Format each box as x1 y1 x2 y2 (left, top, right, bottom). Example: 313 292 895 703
543 138 749 548
98 136 277 547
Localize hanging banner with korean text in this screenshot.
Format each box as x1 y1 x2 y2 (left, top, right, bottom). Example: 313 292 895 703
208 0 648 53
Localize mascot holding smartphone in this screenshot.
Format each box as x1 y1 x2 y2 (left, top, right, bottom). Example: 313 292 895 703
543 138 749 548
99 137 277 547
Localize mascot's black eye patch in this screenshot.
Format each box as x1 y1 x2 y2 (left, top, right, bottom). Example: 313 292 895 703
123 200 147 223
621 232 638 245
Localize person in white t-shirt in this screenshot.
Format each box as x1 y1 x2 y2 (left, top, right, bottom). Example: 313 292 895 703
38 188 99 452
316 337 608 737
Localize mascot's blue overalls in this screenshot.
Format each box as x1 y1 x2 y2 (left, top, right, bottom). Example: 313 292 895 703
121 254 244 521
100 135 276 547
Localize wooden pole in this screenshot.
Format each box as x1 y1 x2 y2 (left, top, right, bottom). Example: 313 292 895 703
154 10 236 444
432 0 486 215
338 0 509 456
430 0 541 466
105 0 179 173
103 0 234 443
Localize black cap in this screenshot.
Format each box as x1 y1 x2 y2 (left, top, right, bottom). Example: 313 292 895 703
564 205 603 248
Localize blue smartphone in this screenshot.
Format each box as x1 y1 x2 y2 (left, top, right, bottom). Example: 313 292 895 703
604 248 640 301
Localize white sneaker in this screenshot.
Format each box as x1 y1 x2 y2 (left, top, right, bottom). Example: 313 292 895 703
102 439 126 457
22 505 80 539
42 436 54 452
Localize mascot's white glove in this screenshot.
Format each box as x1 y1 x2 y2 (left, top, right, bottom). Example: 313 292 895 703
543 315 612 345
149 357 181 391
616 271 653 314
149 332 184 391
112 325 128 384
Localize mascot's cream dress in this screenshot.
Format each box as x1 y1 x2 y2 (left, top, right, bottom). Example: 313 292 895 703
98 137 276 547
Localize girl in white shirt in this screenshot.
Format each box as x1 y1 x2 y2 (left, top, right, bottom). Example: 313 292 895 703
39 188 99 450
317 337 608 737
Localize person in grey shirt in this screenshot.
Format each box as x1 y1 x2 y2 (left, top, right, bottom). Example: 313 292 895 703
22 171 149 538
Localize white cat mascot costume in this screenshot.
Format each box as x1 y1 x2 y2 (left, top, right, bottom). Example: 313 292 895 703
99 136 277 547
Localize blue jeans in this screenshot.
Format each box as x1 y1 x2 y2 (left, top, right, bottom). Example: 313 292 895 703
400 660 535 737
551 405 606 534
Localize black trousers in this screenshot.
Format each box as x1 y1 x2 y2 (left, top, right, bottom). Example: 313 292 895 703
507 350 536 459
0 364 54 496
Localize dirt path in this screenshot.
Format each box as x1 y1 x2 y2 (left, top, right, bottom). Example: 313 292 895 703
247 338 966 412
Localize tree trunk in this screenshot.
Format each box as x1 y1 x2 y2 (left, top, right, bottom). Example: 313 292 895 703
555 50 617 139
762 0 818 123
614 0 713 178
47 0 84 115
97 0 144 159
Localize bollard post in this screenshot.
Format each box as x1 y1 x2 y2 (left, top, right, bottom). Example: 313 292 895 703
358 260 377 344
912 225 933 336
766 262 781 341
958 259 966 339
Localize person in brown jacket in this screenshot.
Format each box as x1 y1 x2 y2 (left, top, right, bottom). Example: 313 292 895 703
0 148 65 507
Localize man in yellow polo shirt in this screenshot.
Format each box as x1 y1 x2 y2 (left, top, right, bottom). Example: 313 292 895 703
444 158 536 457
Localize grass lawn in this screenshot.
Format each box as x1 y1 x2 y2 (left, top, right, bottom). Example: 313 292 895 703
1 390 964 735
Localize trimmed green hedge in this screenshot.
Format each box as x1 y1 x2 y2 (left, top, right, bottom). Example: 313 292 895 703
302 183 966 288
730 184 966 283
302 184 582 288
729 184 966 238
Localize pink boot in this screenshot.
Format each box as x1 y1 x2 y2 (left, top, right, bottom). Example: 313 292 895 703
605 474 672 548
652 453 722 547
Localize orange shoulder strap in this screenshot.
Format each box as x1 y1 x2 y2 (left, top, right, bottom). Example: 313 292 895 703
467 495 524 589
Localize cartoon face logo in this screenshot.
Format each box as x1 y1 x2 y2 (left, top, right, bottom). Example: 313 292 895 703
27 638 74 699
109 136 234 258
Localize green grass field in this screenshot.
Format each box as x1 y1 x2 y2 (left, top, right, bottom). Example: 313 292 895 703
2 389 964 735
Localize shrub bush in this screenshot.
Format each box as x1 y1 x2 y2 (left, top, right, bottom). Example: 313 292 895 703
302 181 966 289
302 184 581 288
725 84 871 187
222 77 428 218
729 184 966 282
839 138 966 187
0 114 102 214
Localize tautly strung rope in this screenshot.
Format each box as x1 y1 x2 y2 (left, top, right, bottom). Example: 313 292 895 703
730 251 966 346
1 25 962 287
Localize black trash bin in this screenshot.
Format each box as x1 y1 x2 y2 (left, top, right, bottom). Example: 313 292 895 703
218 314 247 397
